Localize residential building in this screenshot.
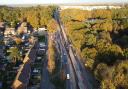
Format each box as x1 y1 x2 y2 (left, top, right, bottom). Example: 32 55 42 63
0 22 5 36
4 28 16 36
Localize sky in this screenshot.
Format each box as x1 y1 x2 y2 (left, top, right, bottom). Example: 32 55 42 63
0 0 127 5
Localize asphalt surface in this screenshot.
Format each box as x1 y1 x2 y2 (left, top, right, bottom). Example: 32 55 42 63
40 58 55 89
54 9 96 89
55 31 77 89
40 32 55 89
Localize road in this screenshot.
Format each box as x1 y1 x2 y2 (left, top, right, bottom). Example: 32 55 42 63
40 57 55 89
54 8 97 89
40 32 55 89
55 30 77 89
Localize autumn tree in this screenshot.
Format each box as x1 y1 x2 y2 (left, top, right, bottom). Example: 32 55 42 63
47 19 57 33
8 47 21 63
48 40 56 74
15 38 22 45
81 48 97 70
92 9 112 19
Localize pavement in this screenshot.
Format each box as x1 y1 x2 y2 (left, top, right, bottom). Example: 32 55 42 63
40 32 55 89
40 58 55 89
55 30 77 89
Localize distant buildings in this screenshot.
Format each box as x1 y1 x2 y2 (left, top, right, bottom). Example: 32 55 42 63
60 5 121 11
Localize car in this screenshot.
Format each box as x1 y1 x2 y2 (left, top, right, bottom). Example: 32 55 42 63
39 48 45 51
32 68 41 75
67 74 70 79
37 57 42 60
39 43 46 47
24 42 30 47
85 64 87 66
64 53 66 55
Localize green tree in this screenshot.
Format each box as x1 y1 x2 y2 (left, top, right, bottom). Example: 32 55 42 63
114 60 128 88
101 79 116 89
94 63 108 80
48 40 56 74
47 19 57 33
85 34 96 47
81 48 97 69
123 48 128 59
8 47 21 63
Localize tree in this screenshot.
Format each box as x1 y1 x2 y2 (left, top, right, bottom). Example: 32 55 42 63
123 48 128 59
100 20 113 31
85 34 96 47
82 47 97 60
81 47 97 70
60 9 91 23
15 38 22 45
96 44 123 65
92 9 112 19
8 47 21 63
96 39 111 51
47 19 57 33
94 63 108 80
99 31 112 42
101 79 116 89
25 10 40 28
70 29 86 51
114 60 128 88
40 6 53 26
48 40 56 74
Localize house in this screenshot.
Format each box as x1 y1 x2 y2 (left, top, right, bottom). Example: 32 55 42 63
4 28 16 37
38 27 47 31
0 22 5 36
17 22 33 35
0 22 5 28
17 26 28 34
38 27 47 36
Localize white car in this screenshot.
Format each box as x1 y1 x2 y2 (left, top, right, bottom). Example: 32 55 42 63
37 57 42 60
64 53 66 55
67 74 70 79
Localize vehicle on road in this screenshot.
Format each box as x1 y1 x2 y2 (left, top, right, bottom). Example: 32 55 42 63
67 74 70 79
64 53 66 55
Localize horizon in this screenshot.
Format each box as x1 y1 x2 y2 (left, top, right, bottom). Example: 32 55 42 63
0 0 127 5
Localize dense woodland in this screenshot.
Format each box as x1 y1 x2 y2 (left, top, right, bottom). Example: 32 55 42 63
60 6 128 89
0 5 56 28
